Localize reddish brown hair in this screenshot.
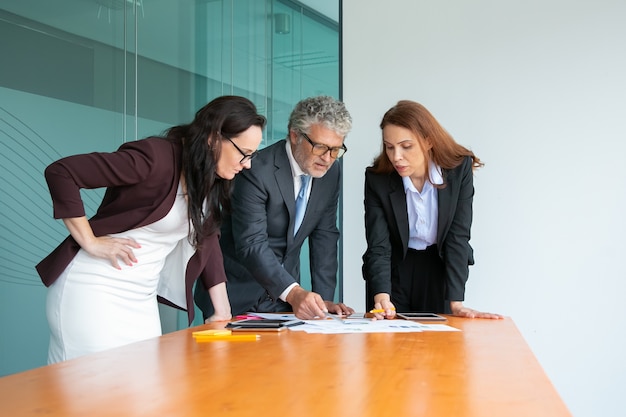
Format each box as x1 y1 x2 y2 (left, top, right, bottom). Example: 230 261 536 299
370 100 483 182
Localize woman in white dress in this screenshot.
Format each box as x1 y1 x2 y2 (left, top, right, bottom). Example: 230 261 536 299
37 96 266 363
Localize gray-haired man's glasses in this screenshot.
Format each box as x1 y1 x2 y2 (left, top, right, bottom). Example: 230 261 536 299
301 132 347 159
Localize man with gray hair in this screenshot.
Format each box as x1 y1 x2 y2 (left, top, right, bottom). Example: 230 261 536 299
195 96 354 319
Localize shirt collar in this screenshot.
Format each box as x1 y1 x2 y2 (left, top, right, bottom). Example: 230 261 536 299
402 161 444 192
285 140 305 179
430 161 444 185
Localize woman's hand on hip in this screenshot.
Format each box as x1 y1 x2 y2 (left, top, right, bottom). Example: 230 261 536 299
63 216 140 269
84 235 141 270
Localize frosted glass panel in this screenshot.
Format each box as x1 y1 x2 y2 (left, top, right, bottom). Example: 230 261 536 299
0 0 339 375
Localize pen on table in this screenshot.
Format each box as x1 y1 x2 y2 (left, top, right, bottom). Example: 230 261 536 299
325 311 345 324
369 308 396 314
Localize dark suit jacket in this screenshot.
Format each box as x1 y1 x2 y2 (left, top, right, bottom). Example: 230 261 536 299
36 137 227 324
195 140 341 316
362 156 475 304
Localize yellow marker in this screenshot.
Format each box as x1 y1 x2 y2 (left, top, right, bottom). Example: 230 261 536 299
194 334 260 342
192 329 232 337
369 308 396 314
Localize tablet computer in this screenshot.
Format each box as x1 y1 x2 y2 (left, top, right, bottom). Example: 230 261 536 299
226 319 304 331
397 313 447 322
230 326 292 333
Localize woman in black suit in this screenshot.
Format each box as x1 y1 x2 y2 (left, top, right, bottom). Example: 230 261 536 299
362 100 501 320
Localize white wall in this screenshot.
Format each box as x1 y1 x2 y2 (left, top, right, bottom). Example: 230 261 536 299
341 1 626 416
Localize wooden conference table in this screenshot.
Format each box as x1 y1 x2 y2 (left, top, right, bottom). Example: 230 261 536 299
0 316 570 417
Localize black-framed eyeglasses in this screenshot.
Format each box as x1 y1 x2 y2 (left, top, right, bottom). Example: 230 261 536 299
301 132 347 159
223 135 258 164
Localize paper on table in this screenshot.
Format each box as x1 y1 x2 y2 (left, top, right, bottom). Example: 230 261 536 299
416 324 461 332
248 313 460 334
294 319 422 334
249 312 299 320
245 313 459 334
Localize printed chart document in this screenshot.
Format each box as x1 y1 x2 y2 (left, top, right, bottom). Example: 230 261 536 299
245 313 460 334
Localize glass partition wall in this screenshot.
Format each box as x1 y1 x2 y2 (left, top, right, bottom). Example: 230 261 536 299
0 0 339 375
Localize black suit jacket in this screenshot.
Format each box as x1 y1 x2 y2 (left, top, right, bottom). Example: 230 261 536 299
362 156 475 305
195 140 341 316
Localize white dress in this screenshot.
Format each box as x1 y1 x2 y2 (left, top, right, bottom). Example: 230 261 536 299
46 183 191 363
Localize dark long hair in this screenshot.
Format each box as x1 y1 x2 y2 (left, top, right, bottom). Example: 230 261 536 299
370 100 483 183
166 96 266 248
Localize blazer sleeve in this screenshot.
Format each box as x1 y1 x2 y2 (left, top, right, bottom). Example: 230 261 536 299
198 232 227 289
43 139 160 219
440 157 475 301
362 170 394 296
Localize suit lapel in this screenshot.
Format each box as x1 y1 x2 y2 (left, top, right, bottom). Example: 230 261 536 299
389 174 409 255
273 142 296 213
437 168 453 245
272 142 301 240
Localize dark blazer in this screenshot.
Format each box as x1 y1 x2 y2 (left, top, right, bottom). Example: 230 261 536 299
36 137 227 324
362 156 475 304
195 140 341 316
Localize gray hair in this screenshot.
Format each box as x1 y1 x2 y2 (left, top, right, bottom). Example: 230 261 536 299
288 96 352 138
